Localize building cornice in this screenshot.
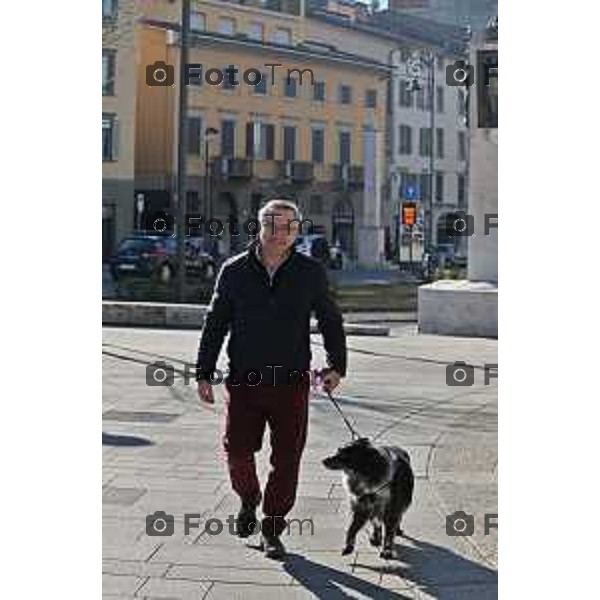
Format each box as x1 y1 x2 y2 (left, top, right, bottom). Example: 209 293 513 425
141 17 392 74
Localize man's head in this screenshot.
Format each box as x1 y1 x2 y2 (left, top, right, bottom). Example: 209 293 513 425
257 198 304 253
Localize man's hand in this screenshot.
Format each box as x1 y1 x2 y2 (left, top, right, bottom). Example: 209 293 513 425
320 368 342 393
197 380 215 405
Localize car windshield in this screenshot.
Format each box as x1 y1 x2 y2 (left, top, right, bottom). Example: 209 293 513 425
118 238 158 253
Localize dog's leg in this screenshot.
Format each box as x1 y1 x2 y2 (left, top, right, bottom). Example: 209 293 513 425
381 511 402 559
342 509 369 555
370 518 382 547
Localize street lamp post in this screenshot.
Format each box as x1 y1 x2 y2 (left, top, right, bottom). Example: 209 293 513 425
175 0 191 302
204 127 219 220
407 49 436 258
203 127 219 255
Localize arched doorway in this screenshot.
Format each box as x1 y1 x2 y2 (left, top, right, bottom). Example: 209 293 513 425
332 198 355 258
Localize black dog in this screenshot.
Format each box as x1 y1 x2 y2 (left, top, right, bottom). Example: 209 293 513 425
323 437 414 559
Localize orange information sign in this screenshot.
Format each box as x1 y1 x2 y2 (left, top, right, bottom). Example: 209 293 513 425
402 203 417 226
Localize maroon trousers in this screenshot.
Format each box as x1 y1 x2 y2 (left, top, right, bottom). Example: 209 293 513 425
222 379 310 536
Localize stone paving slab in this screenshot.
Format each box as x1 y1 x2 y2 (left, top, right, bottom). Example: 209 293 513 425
103 325 497 599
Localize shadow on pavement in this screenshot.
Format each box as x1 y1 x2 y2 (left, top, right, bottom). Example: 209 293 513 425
102 432 154 447
283 553 413 599
354 535 498 599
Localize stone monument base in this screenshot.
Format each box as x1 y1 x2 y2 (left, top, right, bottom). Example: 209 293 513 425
357 225 385 268
418 280 498 338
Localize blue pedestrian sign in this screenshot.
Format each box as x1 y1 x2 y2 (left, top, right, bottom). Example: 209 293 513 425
403 184 420 200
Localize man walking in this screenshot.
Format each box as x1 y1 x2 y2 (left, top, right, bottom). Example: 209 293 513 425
196 198 347 559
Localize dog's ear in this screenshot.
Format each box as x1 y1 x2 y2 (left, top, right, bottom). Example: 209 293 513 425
356 437 371 446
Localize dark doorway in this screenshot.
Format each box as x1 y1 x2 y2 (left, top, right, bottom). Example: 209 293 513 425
332 198 355 258
102 205 116 260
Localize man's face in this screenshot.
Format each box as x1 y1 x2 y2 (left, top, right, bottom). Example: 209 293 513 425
259 209 299 252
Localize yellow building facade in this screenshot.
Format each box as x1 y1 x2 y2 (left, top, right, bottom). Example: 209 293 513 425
134 0 389 258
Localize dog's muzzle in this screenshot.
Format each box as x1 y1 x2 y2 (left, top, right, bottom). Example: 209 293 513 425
322 456 342 470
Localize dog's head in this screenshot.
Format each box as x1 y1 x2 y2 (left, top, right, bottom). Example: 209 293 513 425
322 437 380 476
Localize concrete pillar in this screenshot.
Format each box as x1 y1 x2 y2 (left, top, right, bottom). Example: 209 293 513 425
357 123 385 266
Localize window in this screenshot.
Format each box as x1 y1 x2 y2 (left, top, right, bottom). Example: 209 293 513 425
436 128 444 158
338 85 352 105
247 122 275 159
248 22 263 41
272 28 291 45
313 81 326 101
187 116 202 155
190 11 206 32
102 114 118 161
102 49 116 96
309 195 323 214
420 172 431 201
399 79 413 107
102 0 118 20
252 73 267 95
424 84 433 111
419 128 432 157
435 172 444 203
416 86 425 110
312 128 325 163
398 125 412 155
284 77 297 98
221 119 236 157
458 131 467 161
365 89 377 108
477 49 498 128
283 126 296 162
219 17 235 35
339 131 351 164
436 86 444 113
457 174 466 206
188 64 203 86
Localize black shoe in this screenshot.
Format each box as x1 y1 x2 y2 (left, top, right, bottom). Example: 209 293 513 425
260 533 286 560
236 499 259 538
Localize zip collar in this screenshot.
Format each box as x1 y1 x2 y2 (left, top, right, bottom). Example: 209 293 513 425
250 240 296 284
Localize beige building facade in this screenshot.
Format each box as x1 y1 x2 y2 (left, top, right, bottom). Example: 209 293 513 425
134 0 389 262
102 0 139 257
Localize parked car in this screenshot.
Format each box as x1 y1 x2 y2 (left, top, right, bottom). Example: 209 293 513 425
295 234 343 269
110 235 216 284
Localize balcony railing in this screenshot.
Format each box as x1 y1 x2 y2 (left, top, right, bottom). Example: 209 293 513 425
279 161 314 183
334 164 364 188
213 158 253 179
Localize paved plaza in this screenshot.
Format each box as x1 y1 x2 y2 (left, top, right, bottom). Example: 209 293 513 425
103 323 497 599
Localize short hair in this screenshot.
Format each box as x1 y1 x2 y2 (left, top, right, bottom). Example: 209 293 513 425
258 198 303 225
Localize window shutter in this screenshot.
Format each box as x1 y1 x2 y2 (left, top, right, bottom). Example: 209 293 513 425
246 122 254 158
265 124 274 160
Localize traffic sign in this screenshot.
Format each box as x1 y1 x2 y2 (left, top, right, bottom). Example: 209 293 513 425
403 184 420 200
402 202 417 226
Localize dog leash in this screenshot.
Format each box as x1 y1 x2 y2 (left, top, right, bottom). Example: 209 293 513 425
324 388 362 440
